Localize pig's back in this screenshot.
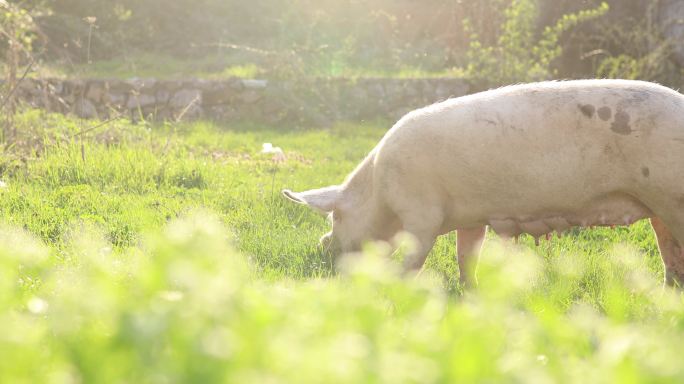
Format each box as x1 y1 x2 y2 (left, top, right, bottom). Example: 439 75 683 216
373 80 684 230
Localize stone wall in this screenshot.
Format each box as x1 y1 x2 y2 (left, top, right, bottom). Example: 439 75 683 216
10 77 471 125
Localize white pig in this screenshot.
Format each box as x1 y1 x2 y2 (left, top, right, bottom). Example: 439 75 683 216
283 79 684 286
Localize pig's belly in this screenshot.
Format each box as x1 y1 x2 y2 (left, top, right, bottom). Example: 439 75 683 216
452 192 653 238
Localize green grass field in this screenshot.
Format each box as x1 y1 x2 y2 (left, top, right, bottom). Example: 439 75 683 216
38 53 467 80
0 110 683 383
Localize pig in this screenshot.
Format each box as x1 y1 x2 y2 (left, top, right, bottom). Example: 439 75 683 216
283 79 684 286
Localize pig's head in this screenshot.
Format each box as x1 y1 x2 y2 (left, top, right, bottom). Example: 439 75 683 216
282 186 367 256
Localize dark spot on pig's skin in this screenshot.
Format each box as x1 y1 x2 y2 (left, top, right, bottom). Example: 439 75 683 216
641 167 650 178
578 104 595 118
598 107 612 121
611 110 632 135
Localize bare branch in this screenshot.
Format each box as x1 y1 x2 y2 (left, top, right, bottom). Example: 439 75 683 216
0 57 35 112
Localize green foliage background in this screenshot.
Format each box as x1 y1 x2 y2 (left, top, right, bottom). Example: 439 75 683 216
2 0 681 85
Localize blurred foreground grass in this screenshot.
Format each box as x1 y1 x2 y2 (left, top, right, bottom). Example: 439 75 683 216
0 110 682 382
2 214 684 383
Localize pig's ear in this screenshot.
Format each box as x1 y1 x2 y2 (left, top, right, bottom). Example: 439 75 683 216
282 186 342 213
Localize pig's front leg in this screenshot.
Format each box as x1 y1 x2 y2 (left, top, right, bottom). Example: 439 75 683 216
456 226 487 287
400 206 444 273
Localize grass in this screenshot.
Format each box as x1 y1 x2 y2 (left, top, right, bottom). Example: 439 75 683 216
37 53 264 80
0 109 683 382
36 52 467 80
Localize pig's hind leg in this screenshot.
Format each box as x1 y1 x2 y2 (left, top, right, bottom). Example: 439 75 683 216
456 226 487 287
632 189 684 286
650 217 684 286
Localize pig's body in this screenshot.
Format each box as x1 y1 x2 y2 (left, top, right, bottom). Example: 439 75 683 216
284 80 684 286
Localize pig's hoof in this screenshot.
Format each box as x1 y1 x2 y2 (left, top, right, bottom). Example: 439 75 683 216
665 271 684 288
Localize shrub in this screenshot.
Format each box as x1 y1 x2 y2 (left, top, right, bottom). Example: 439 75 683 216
590 0 683 86
464 0 609 87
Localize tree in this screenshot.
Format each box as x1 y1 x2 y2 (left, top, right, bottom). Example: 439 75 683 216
0 0 40 139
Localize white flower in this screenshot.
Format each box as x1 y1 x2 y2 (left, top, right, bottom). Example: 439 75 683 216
261 143 286 162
